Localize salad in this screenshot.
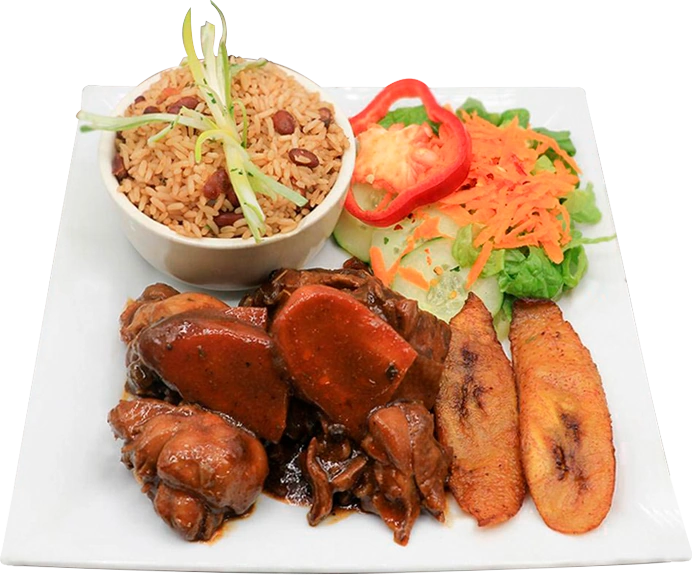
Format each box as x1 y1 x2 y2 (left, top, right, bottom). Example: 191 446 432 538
334 85 613 335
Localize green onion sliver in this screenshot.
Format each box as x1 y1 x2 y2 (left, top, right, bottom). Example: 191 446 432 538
77 110 207 133
233 99 249 148
147 116 180 145
224 143 266 240
244 164 308 207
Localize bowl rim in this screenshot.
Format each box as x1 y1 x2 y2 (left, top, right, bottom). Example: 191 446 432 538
97 61 356 251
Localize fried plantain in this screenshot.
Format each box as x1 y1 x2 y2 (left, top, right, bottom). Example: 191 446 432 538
510 299 615 534
434 293 526 526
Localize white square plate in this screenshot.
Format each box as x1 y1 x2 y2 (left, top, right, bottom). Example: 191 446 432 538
1 86 689 571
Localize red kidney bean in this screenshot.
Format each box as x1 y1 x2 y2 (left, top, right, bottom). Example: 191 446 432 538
272 110 296 135
134 95 146 104
288 148 320 169
166 97 200 114
203 168 239 206
112 154 128 181
143 106 159 115
318 107 333 128
213 212 243 228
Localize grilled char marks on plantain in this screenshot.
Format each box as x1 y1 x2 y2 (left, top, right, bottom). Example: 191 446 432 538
561 413 580 443
455 348 489 418
552 444 569 481
510 299 615 534
434 294 525 527
552 412 588 488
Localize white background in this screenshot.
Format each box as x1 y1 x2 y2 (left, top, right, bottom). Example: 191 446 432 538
0 0 184 408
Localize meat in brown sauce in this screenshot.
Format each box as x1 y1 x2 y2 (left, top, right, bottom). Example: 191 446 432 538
304 417 368 525
241 265 451 410
113 266 452 545
120 288 229 344
108 399 268 541
133 309 289 442
271 285 418 439
355 402 450 545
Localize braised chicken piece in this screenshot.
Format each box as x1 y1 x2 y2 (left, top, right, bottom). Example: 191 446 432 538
108 396 193 439
152 483 225 541
354 402 450 546
120 291 230 344
125 343 177 402
108 399 268 541
119 283 180 338
114 268 453 545
120 282 274 345
131 309 289 442
271 285 418 438
304 421 368 525
241 265 451 409
121 284 217 342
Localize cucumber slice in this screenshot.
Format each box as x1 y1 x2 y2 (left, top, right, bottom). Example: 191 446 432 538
436 212 459 239
398 237 457 279
391 237 504 322
414 206 459 239
393 238 467 321
331 183 383 263
370 217 420 279
422 269 469 322
391 273 428 303
333 210 374 263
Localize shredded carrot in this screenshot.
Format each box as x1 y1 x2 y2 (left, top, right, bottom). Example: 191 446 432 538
467 241 494 288
413 216 442 242
157 86 180 104
449 112 581 287
369 246 396 287
437 205 473 227
397 267 431 291
527 128 580 173
366 112 581 295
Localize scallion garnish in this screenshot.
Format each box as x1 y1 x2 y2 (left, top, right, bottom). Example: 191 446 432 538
76 0 308 241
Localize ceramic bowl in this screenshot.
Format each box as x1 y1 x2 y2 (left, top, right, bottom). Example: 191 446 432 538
98 64 355 290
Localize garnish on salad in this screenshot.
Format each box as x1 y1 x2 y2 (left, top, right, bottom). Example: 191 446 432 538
344 79 471 227
334 93 614 333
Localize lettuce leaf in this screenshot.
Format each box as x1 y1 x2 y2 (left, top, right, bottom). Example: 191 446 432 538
379 105 440 134
451 225 478 267
566 228 617 249
563 183 602 224
482 249 506 277
561 245 588 289
493 295 514 340
457 98 501 126
532 154 555 174
498 247 565 299
452 224 505 276
499 108 530 128
533 127 576 157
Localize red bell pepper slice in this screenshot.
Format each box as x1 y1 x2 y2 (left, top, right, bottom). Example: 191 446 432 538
345 79 472 227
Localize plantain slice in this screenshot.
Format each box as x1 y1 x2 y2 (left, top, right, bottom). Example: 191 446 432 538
435 293 526 526
510 299 616 534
